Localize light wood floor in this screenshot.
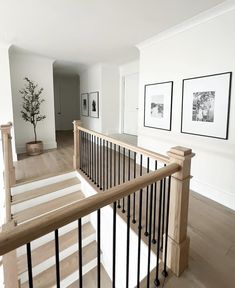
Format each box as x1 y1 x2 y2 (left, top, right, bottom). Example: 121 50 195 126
14 131 235 288
15 131 74 183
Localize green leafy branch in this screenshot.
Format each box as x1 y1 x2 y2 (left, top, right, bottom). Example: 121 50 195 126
20 77 46 142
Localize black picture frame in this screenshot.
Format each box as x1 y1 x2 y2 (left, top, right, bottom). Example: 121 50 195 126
89 91 99 118
81 93 89 116
181 72 232 140
144 81 173 131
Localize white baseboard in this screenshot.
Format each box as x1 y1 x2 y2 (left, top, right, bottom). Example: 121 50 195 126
191 178 235 211
16 140 57 154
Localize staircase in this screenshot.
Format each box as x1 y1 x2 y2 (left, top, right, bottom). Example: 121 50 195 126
10 171 111 287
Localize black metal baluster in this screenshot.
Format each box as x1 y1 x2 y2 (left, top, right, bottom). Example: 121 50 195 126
94 136 97 184
132 152 137 224
97 209 101 288
83 132 86 174
154 179 163 287
126 193 131 288
144 157 150 236
122 147 126 213
110 142 113 188
152 160 158 244
26 242 33 288
147 184 154 288
97 137 99 187
103 139 105 191
86 133 88 175
88 134 92 179
95 135 97 183
78 219 83 288
117 145 121 208
162 176 171 278
136 154 143 287
112 201 116 288
126 149 131 288
114 144 116 187
100 138 102 190
84 133 86 175
55 229 60 288
91 135 94 180
161 164 167 251
87 133 89 177
128 150 131 182
79 131 82 170
106 141 109 189
79 131 84 171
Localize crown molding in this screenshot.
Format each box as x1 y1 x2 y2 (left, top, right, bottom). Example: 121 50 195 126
136 0 235 50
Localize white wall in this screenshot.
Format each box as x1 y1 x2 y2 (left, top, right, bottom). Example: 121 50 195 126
9 49 57 153
80 64 119 134
54 74 80 131
80 65 102 132
0 44 14 126
102 64 119 134
119 60 139 134
137 5 235 210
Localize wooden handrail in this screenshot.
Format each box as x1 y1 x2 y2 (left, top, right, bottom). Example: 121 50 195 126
76 125 170 164
0 163 180 255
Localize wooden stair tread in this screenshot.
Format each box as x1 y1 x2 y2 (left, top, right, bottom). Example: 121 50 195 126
68 264 112 288
17 222 95 274
12 177 80 205
15 169 75 186
21 241 97 288
13 191 84 224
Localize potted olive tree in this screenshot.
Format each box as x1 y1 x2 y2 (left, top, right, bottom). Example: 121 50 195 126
20 77 46 156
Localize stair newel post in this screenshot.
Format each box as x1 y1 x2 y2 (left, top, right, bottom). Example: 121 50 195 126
73 120 82 170
165 146 195 276
2 221 19 288
0 123 15 222
7 123 16 186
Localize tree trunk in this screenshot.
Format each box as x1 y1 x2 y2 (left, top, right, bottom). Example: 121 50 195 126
33 124 37 143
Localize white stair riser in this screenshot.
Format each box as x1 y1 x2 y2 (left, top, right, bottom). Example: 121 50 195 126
12 172 77 194
17 217 90 257
19 235 96 284
12 184 81 213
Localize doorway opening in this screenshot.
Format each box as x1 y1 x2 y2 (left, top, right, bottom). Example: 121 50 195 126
53 73 80 148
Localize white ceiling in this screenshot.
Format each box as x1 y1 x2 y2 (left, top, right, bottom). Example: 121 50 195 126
0 0 226 71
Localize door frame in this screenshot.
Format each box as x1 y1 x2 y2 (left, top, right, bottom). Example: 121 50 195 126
121 72 139 135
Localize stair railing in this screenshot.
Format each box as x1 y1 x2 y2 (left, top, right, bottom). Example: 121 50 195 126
73 122 195 279
0 122 194 288
0 122 15 223
0 162 180 287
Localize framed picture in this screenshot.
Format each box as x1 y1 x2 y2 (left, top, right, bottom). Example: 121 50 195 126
144 81 173 131
81 93 89 116
181 72 232 139
89 91 99 118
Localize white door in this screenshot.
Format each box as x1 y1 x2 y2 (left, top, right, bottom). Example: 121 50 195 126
54 81 62 130
123 73 139 135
